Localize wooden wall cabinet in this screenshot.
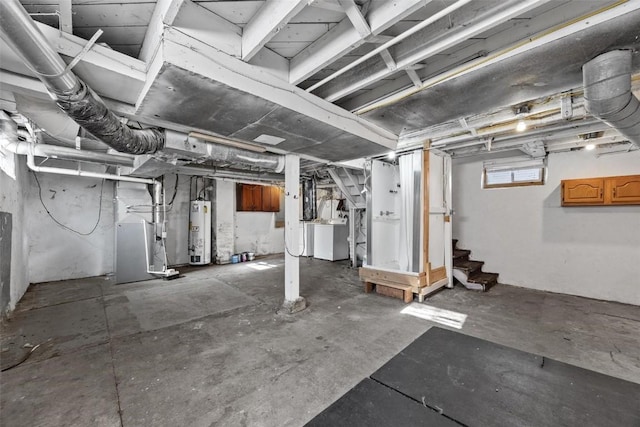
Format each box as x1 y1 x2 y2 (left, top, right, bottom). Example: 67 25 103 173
261 186 281 212
236 184 281 212
561 175 640 206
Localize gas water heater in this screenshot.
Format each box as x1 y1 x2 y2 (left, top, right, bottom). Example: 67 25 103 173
189 200 211 265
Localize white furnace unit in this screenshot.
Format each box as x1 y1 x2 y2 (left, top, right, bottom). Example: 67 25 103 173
189 200 211 265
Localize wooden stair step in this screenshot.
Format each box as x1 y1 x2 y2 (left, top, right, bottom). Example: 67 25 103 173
467 272 499 291
453 259 484 274
453 249 470 260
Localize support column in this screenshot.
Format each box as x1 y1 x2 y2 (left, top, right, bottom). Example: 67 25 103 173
280 154 306 314
443 154 454 288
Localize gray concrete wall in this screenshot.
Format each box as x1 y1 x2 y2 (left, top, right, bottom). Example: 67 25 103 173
163 174 191 266
0 155 30 314
24 161 115 284
452 149 640 305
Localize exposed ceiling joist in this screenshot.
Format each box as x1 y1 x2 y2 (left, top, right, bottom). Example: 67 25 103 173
340 0 603 112
139 0 185 63
310 0 344 13
337 0 371 38
379 49 396 71
140 0 243 62
405 69 422 88
58 0 72 34
356 1 640 121
289 0 425 85
321 0 550 102
241 0 309 61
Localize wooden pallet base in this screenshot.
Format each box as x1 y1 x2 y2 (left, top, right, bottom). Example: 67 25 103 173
365 281 413 303
360 266 449 303
364 278 448 303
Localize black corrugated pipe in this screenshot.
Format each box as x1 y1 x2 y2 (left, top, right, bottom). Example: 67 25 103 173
583 50 640 146
0 0 164 154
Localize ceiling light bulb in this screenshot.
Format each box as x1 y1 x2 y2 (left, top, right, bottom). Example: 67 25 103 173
585 144 596 151
516 120 527 132
387 151 396 159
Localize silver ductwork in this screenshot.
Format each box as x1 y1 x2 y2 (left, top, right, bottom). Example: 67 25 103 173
0 0 164 154
162 131 285 173
583 50 640 146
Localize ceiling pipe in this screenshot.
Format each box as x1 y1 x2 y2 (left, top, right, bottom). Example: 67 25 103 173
0 0 164 155
26 153 154 184
583 50 640 147
0 111 135 167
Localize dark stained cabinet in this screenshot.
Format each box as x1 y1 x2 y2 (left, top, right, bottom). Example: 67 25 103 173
561 175 640 206
261 186 281 212
236 184 281 212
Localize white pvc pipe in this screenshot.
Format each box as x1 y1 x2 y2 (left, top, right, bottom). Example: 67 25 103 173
26 153 154 184
306 0 474 93
4 140 135 166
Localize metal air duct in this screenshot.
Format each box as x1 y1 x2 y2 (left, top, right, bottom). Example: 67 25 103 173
583 50 640 146
0 0 164 154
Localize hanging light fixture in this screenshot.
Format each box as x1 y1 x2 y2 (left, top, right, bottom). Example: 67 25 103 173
514 104 530 132
585 144 596 150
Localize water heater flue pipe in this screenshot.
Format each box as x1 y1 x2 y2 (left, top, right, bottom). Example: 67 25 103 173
583 50 640 146
0 0 164 155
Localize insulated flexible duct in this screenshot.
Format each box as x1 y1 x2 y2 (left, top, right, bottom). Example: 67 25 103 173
0 0 164 154
583 50 640 146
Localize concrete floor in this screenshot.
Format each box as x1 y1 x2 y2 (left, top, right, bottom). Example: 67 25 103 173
1 255 639 426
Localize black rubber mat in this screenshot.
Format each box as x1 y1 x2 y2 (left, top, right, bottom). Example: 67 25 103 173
371 327 640 427
305 378 458 427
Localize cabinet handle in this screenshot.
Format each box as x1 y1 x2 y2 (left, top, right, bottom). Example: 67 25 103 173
599 188 603 198
613 188 616 198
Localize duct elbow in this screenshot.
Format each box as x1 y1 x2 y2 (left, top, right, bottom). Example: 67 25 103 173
583 50 640 145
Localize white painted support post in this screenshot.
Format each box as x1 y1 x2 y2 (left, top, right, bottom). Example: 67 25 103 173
281 154 306 313
443 154 454 288
349 206 357 268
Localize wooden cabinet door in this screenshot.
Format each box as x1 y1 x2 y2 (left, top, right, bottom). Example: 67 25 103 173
561 178 604 206
262 186 281 212
606 175 640 205
237 184 263 211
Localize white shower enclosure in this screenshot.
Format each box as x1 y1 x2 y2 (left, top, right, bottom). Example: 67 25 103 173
360 148 452 302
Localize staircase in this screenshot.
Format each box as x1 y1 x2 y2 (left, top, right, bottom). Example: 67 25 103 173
327 167 365 209
452 239 499 291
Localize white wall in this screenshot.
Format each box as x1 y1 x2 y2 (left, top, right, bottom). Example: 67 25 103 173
215 181 286 261
163 174 191 266
215 180 235 263
453 150 640 305
25 162 115 283
0 155 29 313
235 212 284 255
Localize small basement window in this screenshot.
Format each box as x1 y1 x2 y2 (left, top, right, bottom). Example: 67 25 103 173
483 158 545 189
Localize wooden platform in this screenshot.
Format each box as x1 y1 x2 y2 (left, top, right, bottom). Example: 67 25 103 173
360 266 448 303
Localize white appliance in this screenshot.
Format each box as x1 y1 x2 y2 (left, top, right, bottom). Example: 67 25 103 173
299 222 314 257
313 223 349 261
189 200 211 265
